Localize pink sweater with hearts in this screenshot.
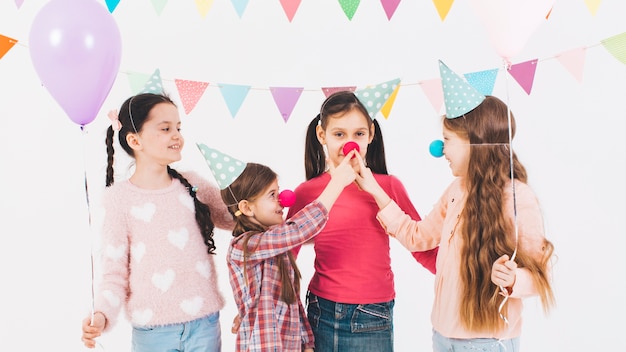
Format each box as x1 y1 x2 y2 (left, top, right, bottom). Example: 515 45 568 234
94 171 234 330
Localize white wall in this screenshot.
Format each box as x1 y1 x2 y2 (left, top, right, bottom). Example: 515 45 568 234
1 1 624 351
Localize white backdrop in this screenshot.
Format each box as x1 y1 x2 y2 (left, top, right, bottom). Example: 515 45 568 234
1 1 625 351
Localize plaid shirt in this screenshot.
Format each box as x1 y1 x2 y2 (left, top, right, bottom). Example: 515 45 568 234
227 201 327 351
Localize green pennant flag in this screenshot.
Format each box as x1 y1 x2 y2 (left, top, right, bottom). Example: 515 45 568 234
601 32 626 65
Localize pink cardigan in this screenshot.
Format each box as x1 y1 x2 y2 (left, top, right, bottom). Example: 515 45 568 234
377 178 548 339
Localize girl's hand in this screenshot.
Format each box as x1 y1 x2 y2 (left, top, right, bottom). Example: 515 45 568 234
491 254 517 289
353 152 391 209
81 312 105 348
231 314 241 334
327 150 357 188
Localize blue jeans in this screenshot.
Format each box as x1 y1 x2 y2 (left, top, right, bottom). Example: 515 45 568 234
131 312 222 352
433 329 520 352
306 291 394 352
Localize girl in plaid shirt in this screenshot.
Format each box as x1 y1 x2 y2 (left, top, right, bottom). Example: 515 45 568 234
221 157 356 352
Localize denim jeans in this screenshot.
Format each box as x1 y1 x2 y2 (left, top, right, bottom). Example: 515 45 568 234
131 312 222 352
306 291 394 352
432 329 520 352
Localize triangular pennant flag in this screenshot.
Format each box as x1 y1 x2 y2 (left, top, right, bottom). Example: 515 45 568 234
195 0 215 18
546 6 553 19
127 71 153 94
601 32 626 65
338 0 360 20
269 87 303 123
175 79 209 115
321 86 356 98
140 69 164 94
380 84 401 119
381 0 401 20
555 47 586 83
196 143 246 189
219 83 251 118
464 68 498 96
230 0 250 18
584 0 602 16
432 0 454 21
151 0 168 16
14 0 24 9
279 0 302 22
419 78 444 114
105 0 120 13
0 35 18 60
354 78 401 119
438 60 485 118
508 59 539 95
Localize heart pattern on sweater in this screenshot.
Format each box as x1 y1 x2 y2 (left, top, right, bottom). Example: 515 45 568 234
105 244 126 261
152 269 175 292
132 308 153 326
131 242 146 263
180 296 203 316
196 260 211 278
179 193 195 212
168 228 189 250
102 290 120 307
131 202 156 222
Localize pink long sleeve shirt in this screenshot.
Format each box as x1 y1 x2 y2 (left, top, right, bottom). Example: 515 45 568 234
376 178 548 340
95 171 235 331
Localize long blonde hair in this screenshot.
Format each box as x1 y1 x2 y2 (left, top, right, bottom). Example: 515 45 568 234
443 96 555 332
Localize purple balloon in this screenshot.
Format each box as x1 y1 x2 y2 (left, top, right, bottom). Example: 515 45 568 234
29 0 122 126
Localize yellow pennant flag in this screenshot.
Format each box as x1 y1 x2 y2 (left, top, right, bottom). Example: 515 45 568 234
380 85 401 119
0 34 18 60
195 0 214 18
584 0 602 16
432 0 454 21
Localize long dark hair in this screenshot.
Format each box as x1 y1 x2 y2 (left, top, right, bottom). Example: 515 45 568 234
304 91 388 180
105 93 217 254
221 163 302 304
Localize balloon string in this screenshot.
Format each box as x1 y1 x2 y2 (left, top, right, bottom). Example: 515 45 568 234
81 125 106 351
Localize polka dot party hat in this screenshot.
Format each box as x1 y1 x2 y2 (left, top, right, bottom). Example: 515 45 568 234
438 60 485 119
139 68 164 94
196 143 246 189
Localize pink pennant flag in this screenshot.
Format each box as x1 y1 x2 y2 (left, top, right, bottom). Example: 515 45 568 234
14 0 24 9
321 86 356 97
419 78 444 114
279 0 302 22
381 0 401 20
556 47 586 83
269 87 304 123
508 59 538 95
175 79 209 115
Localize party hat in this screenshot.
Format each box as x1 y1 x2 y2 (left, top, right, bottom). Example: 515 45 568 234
438 60 485 118
196 143 246 189
139 68 164 94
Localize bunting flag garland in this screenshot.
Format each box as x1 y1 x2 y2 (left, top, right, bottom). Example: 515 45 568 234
151 0 169 16
464 68 499 95
231 0 250 18
556 47 587 83
175 79 209 114
105 0 120 13
354 78 401 119
127 71 153 94
270 87 304 123
339 0 360 21
381 0 402 20
419 78 444 114
195 0 215 18
380 84 401 119
432 0 455 21
584 0 602 16
0 35 17 60
601 32 626 65
14 0 24 9
321 86 356 97
280 0 302 22
508 59 539 95
140 69 165 94
219 83 251 118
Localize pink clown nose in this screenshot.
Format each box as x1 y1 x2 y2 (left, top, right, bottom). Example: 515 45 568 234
279 190 296 207
342 141 360 159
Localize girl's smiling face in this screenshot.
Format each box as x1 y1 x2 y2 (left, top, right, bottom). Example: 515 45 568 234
442 126 470 178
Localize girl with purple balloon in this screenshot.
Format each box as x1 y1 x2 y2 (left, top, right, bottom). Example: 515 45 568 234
80 93 235 351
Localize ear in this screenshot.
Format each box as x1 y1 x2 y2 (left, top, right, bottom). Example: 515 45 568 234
368 122 375 144
126 133 142 151
316 125 326 145
238 200 254 217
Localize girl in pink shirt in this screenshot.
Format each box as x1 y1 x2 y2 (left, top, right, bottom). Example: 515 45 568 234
355 95 556 352
81 93 235 352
